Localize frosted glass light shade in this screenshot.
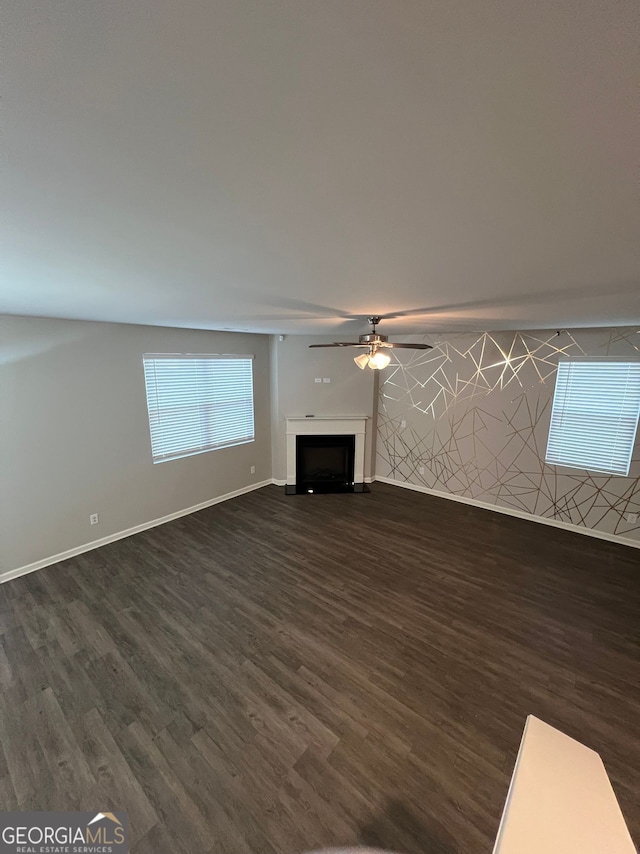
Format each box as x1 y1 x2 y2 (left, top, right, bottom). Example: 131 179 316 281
353 353 370 369
368 350 391 369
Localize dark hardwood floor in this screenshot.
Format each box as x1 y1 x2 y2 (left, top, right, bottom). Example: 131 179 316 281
0 483 638 853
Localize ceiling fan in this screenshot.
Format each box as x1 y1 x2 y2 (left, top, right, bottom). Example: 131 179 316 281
309 316 432 370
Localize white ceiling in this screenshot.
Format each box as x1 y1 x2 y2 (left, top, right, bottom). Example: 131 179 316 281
2 0 639 336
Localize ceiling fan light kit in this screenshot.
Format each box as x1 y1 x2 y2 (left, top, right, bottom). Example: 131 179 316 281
309 316 432 370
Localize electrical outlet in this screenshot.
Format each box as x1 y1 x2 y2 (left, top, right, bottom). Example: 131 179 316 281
419 466 425 474
314 377 322 383
250 465 256 474
89 513 99 526
627 512 638 524
323 377 331 383
401 419 406 429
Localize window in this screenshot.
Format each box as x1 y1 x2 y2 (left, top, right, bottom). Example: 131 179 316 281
143 354 254 463
545 360 640 476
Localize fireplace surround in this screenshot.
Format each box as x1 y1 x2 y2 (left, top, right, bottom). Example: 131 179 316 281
285 416 368 495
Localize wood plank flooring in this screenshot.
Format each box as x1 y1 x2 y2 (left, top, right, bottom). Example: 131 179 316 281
0 483 638 852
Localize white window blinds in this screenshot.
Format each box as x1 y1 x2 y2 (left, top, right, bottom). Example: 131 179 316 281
545 360 640 476
143 355 255 463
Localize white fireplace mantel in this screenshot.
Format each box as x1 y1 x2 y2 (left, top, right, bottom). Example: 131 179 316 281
285 416 368 487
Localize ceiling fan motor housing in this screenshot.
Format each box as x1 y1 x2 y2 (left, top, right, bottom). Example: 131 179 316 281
359 333 388 346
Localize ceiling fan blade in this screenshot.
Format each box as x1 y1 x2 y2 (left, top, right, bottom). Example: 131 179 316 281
382 342 433 350
308 342 369 348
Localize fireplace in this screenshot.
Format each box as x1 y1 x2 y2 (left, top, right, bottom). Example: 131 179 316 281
284 416 369 495
296 434 355 493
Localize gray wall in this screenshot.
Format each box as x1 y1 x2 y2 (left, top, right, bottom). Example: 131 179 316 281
377 327 640 544
270 335 377 482
0 315 272 574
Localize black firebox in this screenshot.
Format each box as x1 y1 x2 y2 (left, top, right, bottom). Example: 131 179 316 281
294 434 356 494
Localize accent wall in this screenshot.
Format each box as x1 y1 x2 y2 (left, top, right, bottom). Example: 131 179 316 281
377 327 640 545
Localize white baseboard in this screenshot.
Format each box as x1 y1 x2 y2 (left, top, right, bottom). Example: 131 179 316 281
375 476 640 550
0 479 274 585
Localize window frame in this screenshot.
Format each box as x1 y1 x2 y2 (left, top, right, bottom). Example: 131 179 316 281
142 352 255 464
545 357 640 477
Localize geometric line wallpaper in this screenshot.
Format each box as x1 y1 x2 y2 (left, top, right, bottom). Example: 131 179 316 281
377 327 640 541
